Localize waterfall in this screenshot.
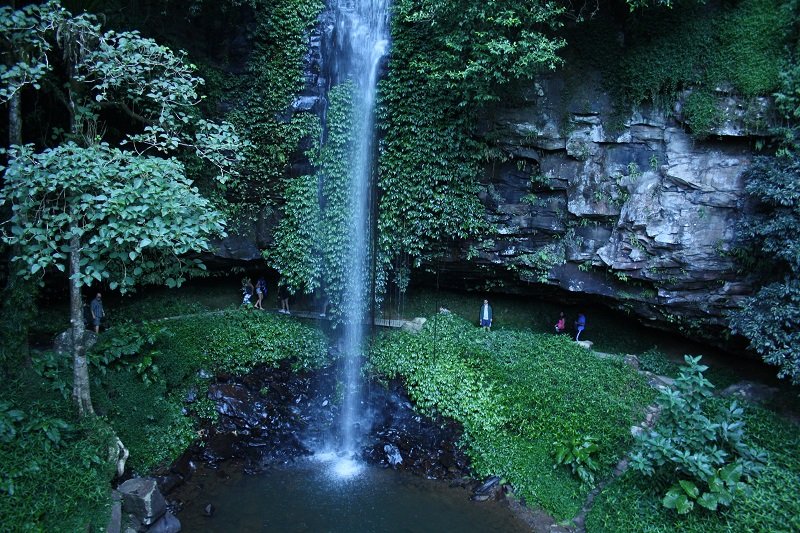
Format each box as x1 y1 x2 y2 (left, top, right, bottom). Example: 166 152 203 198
332 0 389 462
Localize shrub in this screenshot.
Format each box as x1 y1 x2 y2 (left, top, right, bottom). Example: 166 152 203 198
553 434 601 487
629 356 767 514
587 402 800 532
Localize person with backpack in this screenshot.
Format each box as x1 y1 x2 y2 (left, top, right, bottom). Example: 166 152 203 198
575 313 586 341
242 277 254 306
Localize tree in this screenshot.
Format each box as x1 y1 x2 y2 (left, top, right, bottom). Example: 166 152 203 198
730 151 800 384
0 2 68 372
0 1 244 416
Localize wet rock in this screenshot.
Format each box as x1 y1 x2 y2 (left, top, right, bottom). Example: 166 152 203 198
107 491 122 533
471 476 503 502
147 511 181 533
202 503 215 517
384 444 403 467
118 478 167 527
155 474 183 495
401 317 427 333
184 388 198 404
721 381 779 404
170 449 195 480
623 355 640 370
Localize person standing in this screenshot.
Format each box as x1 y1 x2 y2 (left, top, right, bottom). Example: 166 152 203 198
254 277 267 310
90 293 104 334
242 277 254 306
278 282 290 314
575 313 586 341
479 299 493 332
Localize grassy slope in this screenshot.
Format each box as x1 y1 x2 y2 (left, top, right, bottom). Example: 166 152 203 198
369 313 800 529
369 313 655 519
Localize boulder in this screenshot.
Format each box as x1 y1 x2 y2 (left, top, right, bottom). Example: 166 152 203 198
118 478 167 527
401 317 427 333
721 381 779 404
146 511 181 533
471 475 503 502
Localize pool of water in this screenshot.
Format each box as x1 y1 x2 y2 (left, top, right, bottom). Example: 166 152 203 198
175 457 531 533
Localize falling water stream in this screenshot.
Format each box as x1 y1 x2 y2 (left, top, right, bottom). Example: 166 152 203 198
334 0 389 464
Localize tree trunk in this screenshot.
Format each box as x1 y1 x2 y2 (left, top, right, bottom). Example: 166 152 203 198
8 91 22 147
69 229 94 417
0 89 36 375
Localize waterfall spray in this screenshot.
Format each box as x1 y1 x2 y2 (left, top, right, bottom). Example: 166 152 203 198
333 0 390 463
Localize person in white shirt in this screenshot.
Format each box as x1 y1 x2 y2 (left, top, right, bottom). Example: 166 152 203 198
479 299 493 332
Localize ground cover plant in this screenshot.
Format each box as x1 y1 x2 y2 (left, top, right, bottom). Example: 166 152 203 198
368 313 655 519
0 362 118 531
92 309 328 473
0 309 327 529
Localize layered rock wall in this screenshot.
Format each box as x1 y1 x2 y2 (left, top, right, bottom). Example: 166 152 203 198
447 76 766 338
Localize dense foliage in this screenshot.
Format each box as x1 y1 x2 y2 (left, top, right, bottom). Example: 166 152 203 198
92 309 328 471
567 0 797 136
369 313 653 518
374 0 566 291
1 143 225 291
222 0 323 221
0 308 327 530
0 0 247 414
587 403 800 532
268 82 362 319
730 151 800 383
630 356 766 514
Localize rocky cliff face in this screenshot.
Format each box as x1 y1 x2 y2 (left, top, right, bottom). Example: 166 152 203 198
444 75 769 339
213 7 767 344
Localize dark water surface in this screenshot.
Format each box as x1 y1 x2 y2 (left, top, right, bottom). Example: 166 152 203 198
176 457 531 533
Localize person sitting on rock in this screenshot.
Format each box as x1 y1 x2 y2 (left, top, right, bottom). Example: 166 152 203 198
575 313 586 341
554 311 566 334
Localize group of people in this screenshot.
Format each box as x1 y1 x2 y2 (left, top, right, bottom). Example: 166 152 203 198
241 277 290 313
479 299 587 341
555 311 586 341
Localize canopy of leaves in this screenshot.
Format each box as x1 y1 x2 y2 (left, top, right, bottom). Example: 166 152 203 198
1 142 225 292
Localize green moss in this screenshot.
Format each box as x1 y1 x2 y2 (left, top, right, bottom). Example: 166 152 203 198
708 0 794 96
683 89 721 138
563 0 797 135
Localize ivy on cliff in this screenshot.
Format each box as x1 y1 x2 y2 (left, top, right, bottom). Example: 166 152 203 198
268 82 362 320
222 0 323 223
376 0 566 289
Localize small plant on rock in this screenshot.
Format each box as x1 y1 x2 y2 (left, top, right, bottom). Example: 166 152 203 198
630 355 767 514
